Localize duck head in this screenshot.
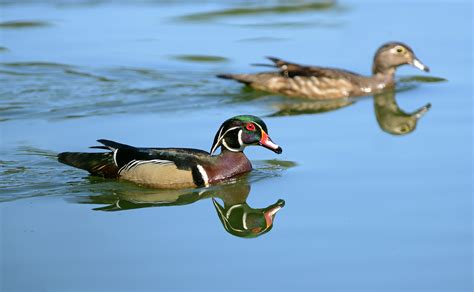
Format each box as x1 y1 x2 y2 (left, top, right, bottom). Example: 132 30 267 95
374 91 431 135
372 42 430 75
212 198 285 238
210 115 282 155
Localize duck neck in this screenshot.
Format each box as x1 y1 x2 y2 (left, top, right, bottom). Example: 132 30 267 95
207 148 252 183
218 147 247 160
372 64 396 88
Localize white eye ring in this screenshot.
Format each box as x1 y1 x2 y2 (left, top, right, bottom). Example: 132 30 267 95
395 46 405 54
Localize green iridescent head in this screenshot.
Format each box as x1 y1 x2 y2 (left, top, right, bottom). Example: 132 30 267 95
210 115 282 155
212 198 285 238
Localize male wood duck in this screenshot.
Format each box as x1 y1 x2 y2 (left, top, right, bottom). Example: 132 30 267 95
218 42 430 100
58 115 282 189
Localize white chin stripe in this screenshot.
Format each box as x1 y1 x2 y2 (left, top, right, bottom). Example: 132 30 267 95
413 59 426 71
211 126 240 155
222 139 245 152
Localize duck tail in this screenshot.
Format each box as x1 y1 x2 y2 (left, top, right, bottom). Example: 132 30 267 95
216 73 235 80
58 152 119 178
216 73 256 85
266 56 287 67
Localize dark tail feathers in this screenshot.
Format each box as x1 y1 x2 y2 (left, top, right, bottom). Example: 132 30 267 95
216 74 234 80
58 152 119 178
266 56 287 67
216 73 255 85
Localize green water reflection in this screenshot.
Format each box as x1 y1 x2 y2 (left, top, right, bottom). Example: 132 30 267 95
0 1 471 290
76 179 285 238
0 20 51 29
269 90 433 135
69 160 294 238
179 1 336 22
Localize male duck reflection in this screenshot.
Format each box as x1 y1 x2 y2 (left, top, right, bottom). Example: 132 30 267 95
77 178 285 238
58 115 282 189
218 42 430 99
212 183 285 238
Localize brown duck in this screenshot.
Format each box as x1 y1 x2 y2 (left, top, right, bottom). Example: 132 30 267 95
218 42 430 100
374 91 431 135
58 115 282 189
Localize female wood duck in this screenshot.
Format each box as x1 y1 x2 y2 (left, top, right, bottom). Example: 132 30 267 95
218 42 430 100
58 115 282 189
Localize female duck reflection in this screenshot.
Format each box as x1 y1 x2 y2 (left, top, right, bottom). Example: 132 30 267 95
76 177 285 238
271 90 431 135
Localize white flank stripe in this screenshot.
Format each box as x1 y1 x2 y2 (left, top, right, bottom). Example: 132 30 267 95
118 159 173 175
196 164 209 187
113 149 118 166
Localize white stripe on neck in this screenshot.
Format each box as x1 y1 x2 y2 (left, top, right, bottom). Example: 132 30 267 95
222 139 245 152
211 126 240 155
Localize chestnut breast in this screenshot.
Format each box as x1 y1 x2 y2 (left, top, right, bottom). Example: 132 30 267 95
204 151 252 183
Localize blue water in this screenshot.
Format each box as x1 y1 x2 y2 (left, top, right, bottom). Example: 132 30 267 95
0 1 472 291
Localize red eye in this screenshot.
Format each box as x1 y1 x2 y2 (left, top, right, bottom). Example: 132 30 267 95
246 123 256 131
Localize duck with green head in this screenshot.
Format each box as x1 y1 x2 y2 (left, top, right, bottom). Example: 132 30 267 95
218 42 430 100
58 115 282 189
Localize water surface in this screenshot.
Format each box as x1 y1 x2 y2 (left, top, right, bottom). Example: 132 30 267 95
0 0 472 291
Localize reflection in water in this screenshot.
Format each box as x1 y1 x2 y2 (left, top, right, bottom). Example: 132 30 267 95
269 89 431 135
179 1 336 22
0 63 229 122
169 55 229 63
71 160 294 238
269 98 355 117
374 91 430 135
79 178 285 238
212 182 285 238
0 20 51 29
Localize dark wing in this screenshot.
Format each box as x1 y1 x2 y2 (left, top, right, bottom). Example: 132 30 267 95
97 139 210 171
98 140 213 187
137 148 210 170
266 56 363 81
